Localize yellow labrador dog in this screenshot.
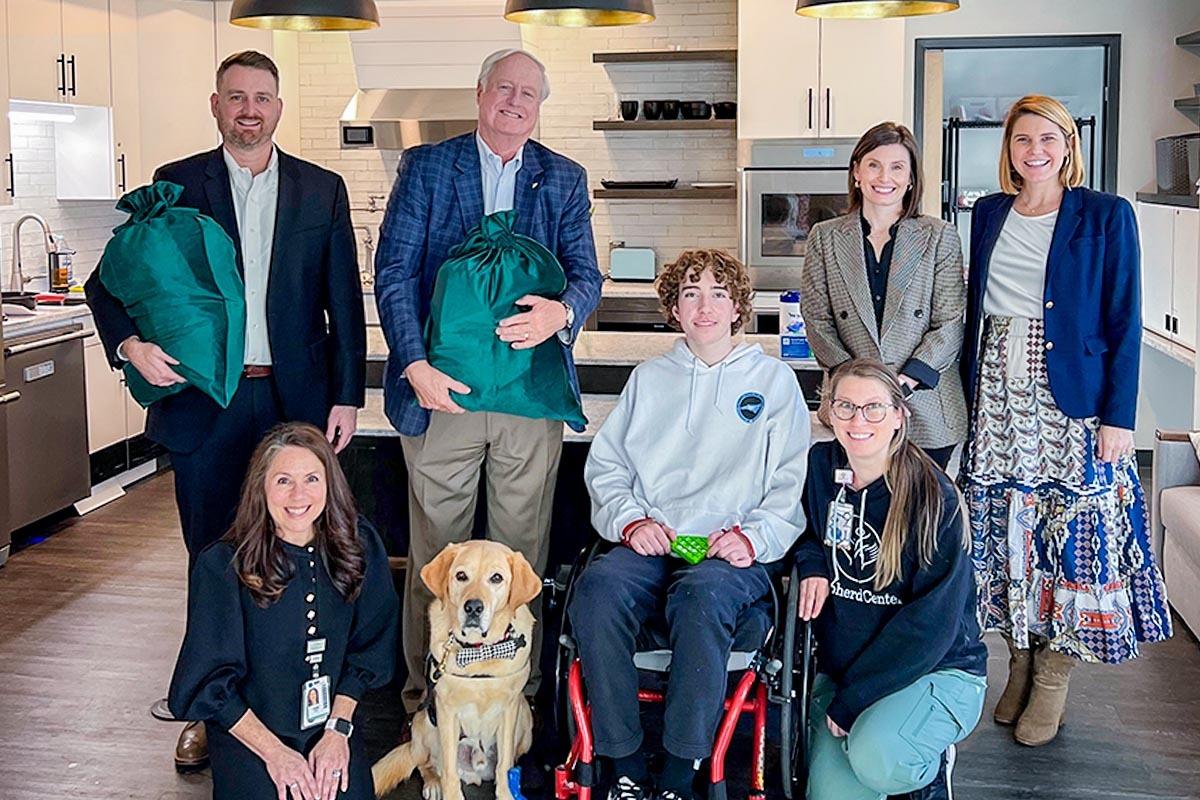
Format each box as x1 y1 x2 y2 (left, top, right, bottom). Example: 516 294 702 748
373 541 542 800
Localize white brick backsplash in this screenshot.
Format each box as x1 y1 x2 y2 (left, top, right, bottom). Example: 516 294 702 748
291 0 740 275
0 120 126 293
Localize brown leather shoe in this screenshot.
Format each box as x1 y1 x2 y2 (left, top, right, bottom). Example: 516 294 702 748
175 720 209 773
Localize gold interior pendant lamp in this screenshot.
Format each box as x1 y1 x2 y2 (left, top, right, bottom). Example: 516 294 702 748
229 0 380 32
796 0 959 18
504 0 656 27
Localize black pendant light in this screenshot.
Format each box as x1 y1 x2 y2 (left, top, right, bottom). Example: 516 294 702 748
230 0 380 31
504 0 655 27
796 0 958 18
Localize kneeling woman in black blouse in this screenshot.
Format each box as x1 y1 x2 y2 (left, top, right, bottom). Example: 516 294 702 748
169 423 398 800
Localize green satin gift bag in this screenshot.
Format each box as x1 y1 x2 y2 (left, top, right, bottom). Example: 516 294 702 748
426 210 586 431
98 181 246 408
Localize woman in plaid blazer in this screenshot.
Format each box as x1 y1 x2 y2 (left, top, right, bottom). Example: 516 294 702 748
800 122 967 468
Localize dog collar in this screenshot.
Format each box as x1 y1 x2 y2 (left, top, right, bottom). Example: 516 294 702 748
452 624 527 669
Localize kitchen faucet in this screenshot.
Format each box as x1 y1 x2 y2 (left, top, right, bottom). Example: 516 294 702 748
8 213 55 293
353 225 376 289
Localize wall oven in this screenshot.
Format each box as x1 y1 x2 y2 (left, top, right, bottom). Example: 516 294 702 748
739 138 857 290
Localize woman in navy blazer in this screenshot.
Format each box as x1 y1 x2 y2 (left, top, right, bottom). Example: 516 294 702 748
961 95 1171 748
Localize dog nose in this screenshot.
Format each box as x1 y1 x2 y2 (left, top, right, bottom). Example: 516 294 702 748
464 599 484 618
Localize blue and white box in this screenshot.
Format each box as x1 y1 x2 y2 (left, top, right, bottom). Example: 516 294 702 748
779 290 810 360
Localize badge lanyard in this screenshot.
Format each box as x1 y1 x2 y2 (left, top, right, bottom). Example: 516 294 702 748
824 468 858 552
300 543 331 730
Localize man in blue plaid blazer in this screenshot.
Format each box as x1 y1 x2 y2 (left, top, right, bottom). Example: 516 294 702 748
374 49 601 713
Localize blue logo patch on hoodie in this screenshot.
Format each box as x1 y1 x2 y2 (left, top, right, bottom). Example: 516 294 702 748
736 392 765 423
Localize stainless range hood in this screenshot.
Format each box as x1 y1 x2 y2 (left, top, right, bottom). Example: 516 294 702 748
339 88 478 150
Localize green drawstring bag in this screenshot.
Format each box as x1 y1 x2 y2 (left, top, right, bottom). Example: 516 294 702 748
426 210 586 431
98 181 246 408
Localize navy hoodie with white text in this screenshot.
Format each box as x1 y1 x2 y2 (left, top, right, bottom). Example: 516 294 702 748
794 440 987 730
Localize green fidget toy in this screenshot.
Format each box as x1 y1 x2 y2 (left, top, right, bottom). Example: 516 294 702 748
671 535 709 565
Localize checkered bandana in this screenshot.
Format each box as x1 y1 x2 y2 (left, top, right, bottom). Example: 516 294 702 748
454 626 527 669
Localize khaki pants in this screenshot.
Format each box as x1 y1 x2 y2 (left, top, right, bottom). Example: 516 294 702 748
400 410 563 713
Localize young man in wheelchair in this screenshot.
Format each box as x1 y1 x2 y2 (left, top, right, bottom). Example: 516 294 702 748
569 249 812 800
795 359 987 800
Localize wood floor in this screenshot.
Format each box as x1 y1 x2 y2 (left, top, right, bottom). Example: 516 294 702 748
1 473 1199 799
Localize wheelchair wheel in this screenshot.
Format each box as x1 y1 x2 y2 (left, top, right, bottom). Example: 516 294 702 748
553 543 602 747
778 565 812 800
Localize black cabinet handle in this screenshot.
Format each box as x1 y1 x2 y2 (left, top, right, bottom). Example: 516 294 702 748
807 87 813 129
56 54 66 95
1166 313 1172 331
1173 316 1180 334
4 153 13 197
67 55 77 96
825 87 831 129
117 153 127 193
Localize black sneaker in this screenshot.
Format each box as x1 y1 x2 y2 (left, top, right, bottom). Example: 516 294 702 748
608 775 650 800
888 743 955 800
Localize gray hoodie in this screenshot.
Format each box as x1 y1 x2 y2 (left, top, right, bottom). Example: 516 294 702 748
585 340 812 563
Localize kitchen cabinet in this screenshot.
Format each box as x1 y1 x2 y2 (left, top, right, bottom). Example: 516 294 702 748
737 0 904 140
1138 202 1200 352
0 0 12 207
84 336 125 454
5 0 111 106
135 1 272 180
109 0 143 194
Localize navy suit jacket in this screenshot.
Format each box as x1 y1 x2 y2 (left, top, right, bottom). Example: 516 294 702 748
962 187 1142 429
85 147 366 453
374 132 601 436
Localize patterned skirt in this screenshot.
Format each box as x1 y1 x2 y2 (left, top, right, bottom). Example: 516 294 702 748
964 315 1172 664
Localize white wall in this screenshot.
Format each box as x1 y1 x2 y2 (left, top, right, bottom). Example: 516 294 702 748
903 0 1200 199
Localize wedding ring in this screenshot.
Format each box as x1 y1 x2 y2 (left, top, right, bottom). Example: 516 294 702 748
331 769 342 777
522 333 529 341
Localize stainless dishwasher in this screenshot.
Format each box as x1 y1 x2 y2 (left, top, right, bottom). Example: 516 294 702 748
3 325 92 532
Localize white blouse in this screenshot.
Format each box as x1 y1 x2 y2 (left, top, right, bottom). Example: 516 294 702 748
983 207 1058 320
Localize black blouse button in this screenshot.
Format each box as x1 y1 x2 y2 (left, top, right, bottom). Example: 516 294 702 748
839 310 848 320
914 309 924 318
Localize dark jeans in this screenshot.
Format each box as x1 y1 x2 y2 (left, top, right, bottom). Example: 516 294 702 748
170 376 283 571
568 546 772 761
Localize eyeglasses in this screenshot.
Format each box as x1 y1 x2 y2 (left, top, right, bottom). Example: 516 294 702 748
830 399 896 423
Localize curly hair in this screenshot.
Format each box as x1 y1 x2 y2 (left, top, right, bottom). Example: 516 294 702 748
655 249 754 334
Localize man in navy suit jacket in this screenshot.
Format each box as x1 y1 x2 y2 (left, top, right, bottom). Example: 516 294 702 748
374 48 601 713
86 50 365 771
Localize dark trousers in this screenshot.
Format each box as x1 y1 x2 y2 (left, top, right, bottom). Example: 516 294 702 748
170 376 283 570
568 547 772 761
923 444 956 471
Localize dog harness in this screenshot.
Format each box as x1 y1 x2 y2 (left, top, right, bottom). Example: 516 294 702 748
422 624 528 728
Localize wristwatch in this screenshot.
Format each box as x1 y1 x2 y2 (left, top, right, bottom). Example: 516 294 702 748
560 300 575 331
325 717 354 737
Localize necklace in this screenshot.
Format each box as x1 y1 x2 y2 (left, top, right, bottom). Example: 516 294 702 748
1014 194 1061 216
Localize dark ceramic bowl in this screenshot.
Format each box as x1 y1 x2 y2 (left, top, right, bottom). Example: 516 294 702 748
680 101 712 120
713 101 737 119
660 100 681 120
642 100 664 120
620 100 639 121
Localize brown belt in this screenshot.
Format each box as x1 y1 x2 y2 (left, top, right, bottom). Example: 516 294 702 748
242 365 272 378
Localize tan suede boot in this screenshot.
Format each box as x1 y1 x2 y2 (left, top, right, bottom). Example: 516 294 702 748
1014 645 1076 746
993 635 1034 725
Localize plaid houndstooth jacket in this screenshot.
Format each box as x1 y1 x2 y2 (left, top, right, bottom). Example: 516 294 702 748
800 213 968 449
374 133 602 436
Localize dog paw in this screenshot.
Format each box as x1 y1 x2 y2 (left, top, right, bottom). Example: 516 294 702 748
421 777 443 800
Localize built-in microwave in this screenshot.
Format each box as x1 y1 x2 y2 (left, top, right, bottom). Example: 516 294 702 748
738 138 856 289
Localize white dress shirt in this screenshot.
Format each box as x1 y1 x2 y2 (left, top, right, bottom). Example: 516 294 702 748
224 146 279 366
476 132 523 215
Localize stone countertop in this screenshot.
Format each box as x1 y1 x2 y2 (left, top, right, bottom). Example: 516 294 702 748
358 388 830 444
366 327 819 369
1 304 93 340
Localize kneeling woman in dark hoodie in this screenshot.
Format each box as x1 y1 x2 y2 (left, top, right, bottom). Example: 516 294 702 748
794 359 986 800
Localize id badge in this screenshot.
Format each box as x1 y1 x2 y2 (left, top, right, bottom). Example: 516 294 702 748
300 674 331 730
825 500 854 551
